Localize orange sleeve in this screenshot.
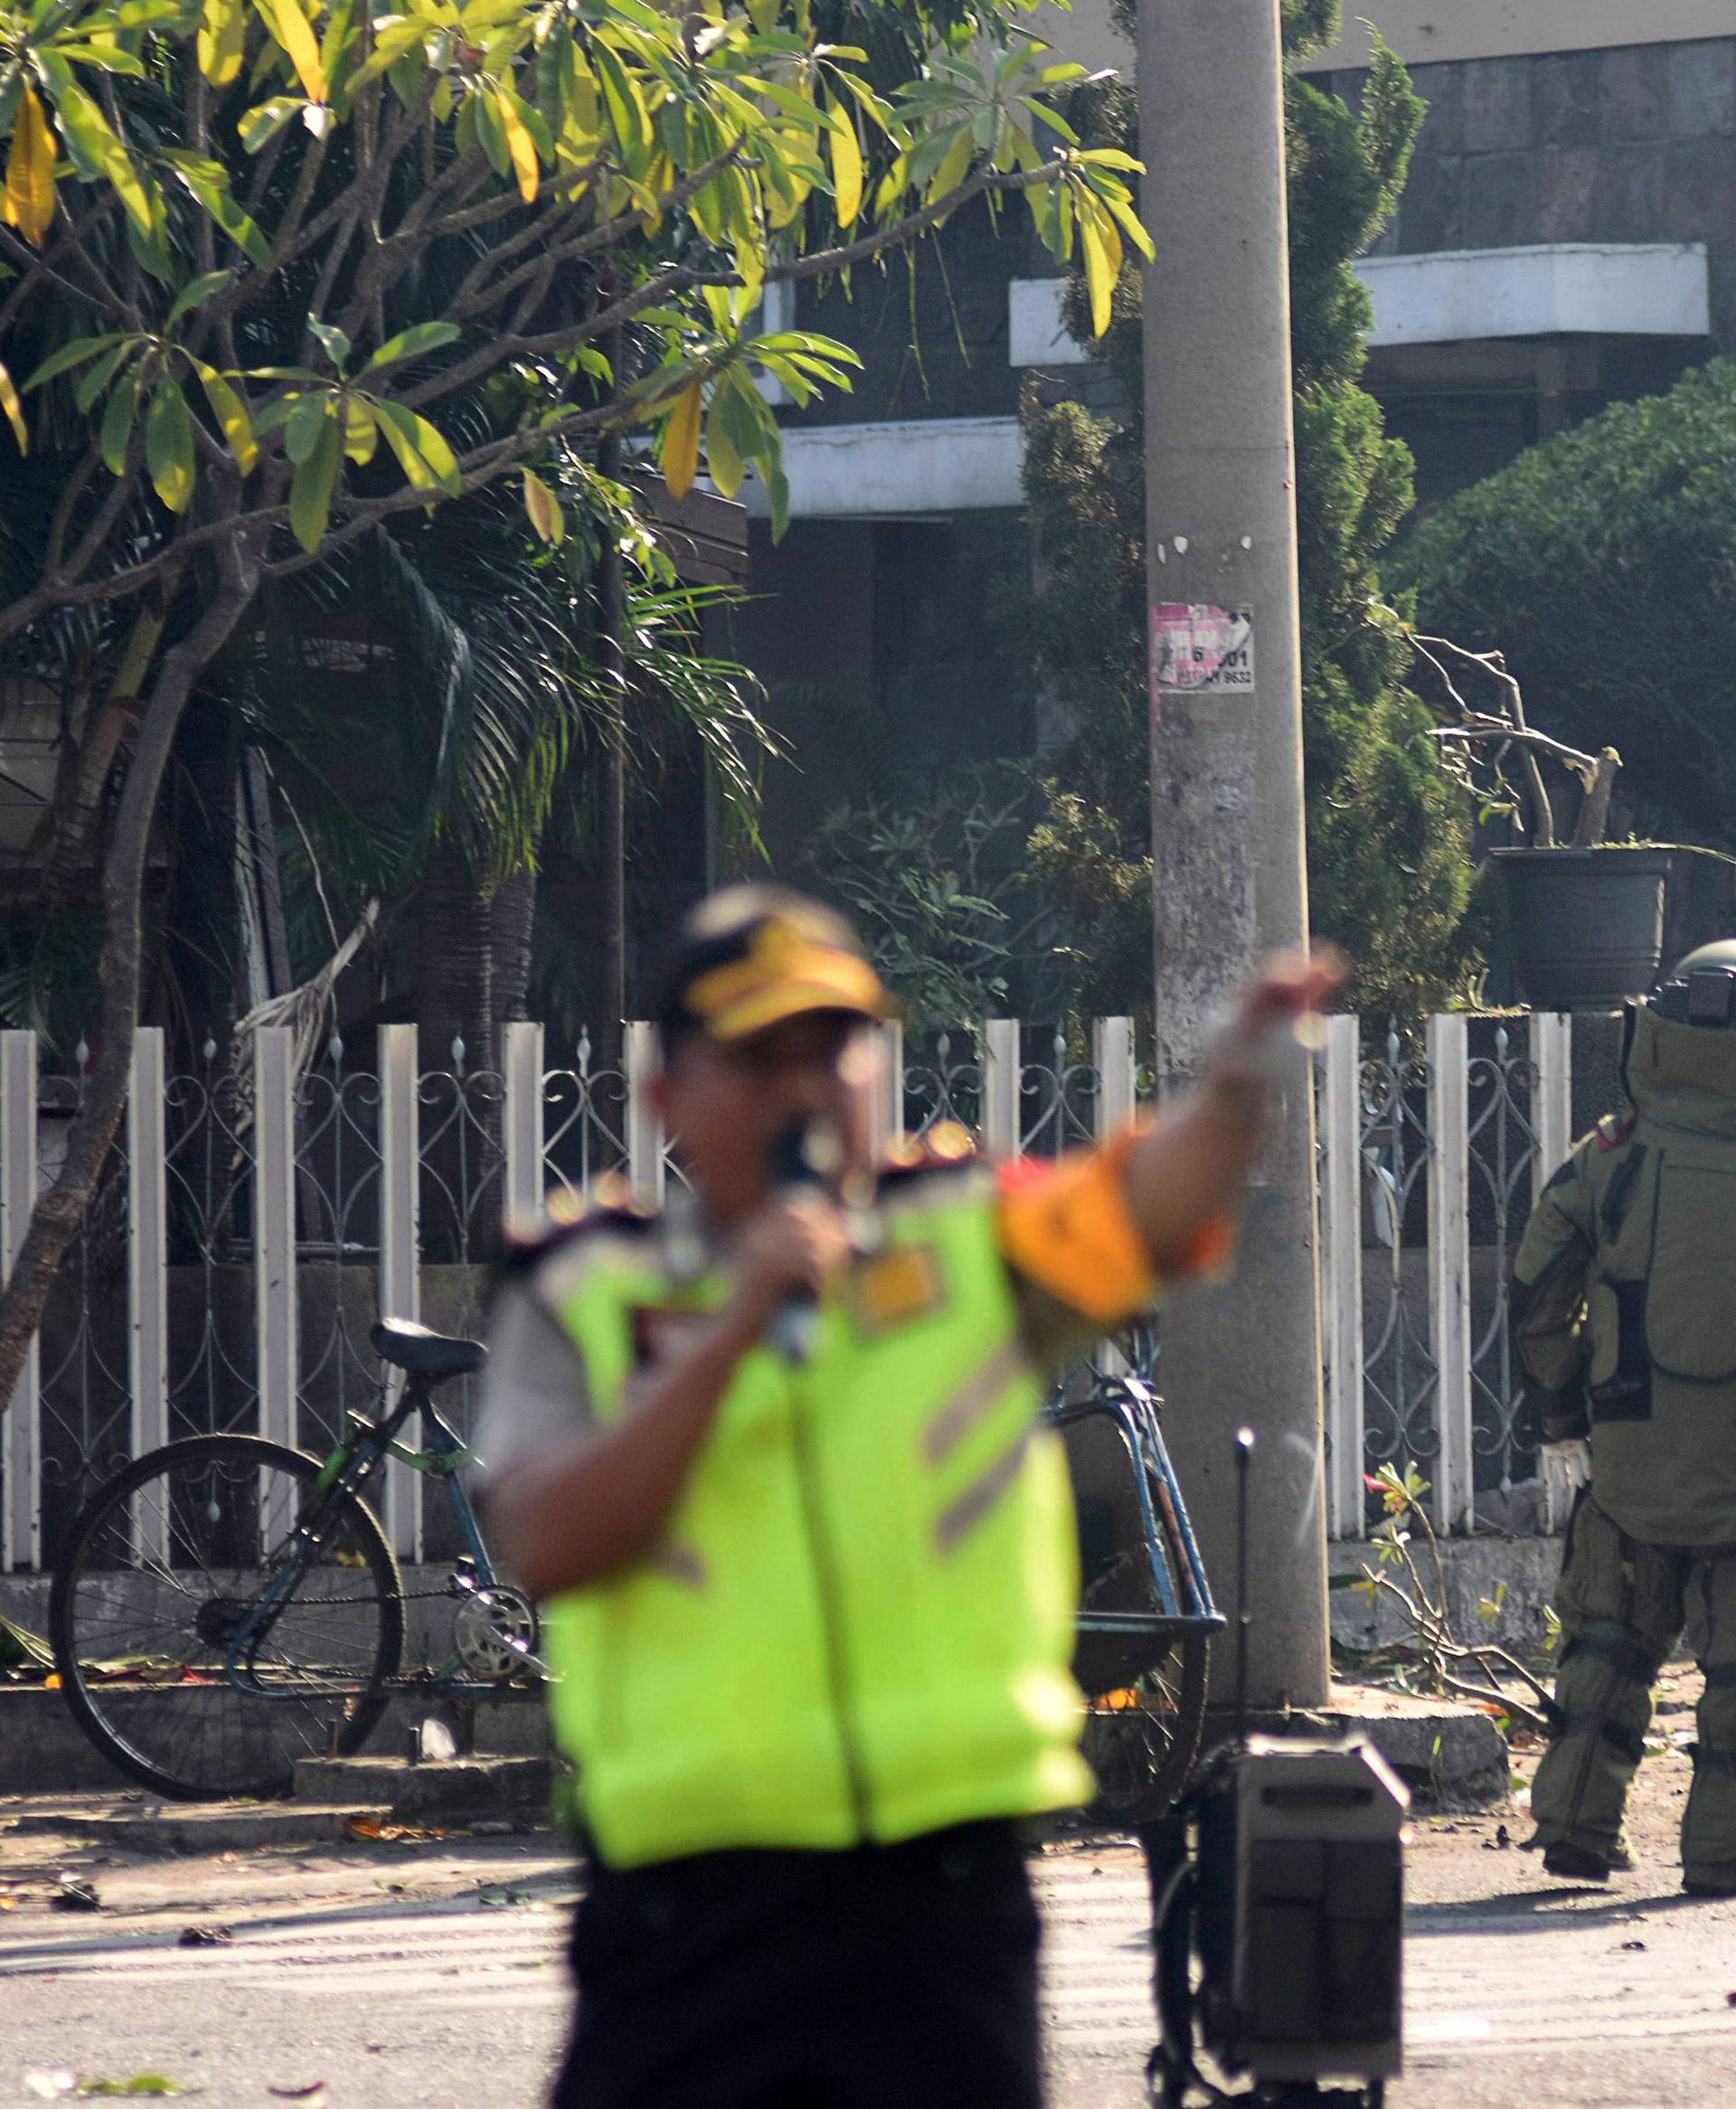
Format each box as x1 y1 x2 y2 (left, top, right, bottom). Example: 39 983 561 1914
994 1125 1238 1326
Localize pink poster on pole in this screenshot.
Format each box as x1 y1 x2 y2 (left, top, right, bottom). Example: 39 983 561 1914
1150 603 1255 707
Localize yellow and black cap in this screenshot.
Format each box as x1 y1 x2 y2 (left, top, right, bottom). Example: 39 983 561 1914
653 885 895 1050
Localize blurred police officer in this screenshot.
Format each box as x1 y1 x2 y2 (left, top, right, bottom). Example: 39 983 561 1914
477 884 1338 2109
1514 941 1736 1895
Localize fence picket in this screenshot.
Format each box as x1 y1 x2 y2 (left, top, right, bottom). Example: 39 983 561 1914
873 1021 904 1160
502 1021 546 1232
0 1009 1587 1551
625 1023 665 1209
1427 1015 1473 1535
253 1026 298 1458
1322 1017 1365 1540
378 1023 421 1559
1530 1009 1576 1529
127 1031 168 1564
982 1021 1019 1159
1 1030 40 1571
1530 1011 1573 1200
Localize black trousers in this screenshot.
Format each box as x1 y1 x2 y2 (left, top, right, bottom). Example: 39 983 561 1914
552 1820 1044 2109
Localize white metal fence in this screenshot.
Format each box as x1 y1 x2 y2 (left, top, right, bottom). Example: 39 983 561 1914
0 1010 1574 1573
1317 1012 1574 1544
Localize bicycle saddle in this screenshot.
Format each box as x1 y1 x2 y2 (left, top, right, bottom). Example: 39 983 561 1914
371 1318 488 1380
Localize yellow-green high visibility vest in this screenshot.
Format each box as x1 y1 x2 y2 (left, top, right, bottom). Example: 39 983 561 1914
538 1163 1092 1869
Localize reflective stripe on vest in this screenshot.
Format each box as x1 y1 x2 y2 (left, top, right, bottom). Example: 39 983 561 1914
538 1174 1093 1868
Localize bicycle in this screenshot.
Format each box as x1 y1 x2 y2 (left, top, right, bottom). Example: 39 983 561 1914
52 1319 1216 1818
1049 1372 1220 1824
49 1320 538 1802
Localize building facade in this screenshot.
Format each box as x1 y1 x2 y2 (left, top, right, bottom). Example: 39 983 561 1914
729 5 1736 869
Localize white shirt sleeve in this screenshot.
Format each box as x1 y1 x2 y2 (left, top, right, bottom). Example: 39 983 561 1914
472 1281 595 1488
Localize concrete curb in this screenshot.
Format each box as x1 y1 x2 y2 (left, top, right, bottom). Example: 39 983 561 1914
0 1800 396 1850
1202 1685 1512 1811
0 1685 552 1796
293 1754 552 1818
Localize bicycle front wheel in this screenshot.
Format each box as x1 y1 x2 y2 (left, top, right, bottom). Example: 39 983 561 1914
49 1433 404 1801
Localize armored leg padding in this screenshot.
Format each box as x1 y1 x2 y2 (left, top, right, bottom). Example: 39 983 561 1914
1530 1499 1683 1858
1682 1554 1736 1885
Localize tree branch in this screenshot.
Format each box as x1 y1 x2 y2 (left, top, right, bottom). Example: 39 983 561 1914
767 158 1065 282
0 517 259 1417
0 223 127 323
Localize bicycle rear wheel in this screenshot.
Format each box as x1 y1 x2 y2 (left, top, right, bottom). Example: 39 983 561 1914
1080 1631 1210 1822
50 1433 404 1801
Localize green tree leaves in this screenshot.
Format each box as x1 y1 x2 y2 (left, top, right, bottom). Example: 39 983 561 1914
4 0 1145 572
1013 42 1470 1018
1395 359 1736 855
144 380 195 511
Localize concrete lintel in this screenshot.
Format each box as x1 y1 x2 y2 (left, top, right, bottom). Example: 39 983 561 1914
1359 243 1711 348
1009 245 1711 383
744 416 1023 520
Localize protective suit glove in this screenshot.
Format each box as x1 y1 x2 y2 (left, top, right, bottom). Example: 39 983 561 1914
1541 1437 1591 1490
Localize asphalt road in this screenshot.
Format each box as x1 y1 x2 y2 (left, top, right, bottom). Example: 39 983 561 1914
5 1711 1736 2109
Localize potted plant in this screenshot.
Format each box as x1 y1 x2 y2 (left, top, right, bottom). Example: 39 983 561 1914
1410 634 1670 1012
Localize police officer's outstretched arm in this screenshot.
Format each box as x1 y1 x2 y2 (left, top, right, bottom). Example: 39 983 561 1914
1118 952 1344 1276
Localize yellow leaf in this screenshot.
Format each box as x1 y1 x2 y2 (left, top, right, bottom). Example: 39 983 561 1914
925 121 972 211
199 0 248 87
343 396 377 464
495 87 538 204
255 0 326 106
0 359 26 454
4 87 58 250
1097 197 1123 288
1080 194 1113 337
522 467 563 544
661 381 702 503
826 95 861 229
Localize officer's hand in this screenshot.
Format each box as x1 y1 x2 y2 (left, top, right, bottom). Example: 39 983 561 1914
1207 946 1350 1093
731 1194 852 1329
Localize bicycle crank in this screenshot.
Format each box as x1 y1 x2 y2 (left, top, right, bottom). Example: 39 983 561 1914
453 1584 541 1679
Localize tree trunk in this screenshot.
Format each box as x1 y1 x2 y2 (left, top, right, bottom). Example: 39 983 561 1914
0 527 258 1416
43 607 170 905
491 864 537 1026
416 835 495 1073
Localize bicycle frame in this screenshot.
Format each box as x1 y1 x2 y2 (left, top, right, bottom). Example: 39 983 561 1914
1049 1375 1222 1669
222 1378 505 1701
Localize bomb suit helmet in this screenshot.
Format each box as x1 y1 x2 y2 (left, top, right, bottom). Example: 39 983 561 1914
1651 939 1736 1028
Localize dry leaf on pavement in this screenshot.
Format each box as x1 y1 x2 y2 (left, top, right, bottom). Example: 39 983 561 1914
344 1817 445 1842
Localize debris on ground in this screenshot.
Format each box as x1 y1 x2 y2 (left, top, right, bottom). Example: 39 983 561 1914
175 1924 233 1947
52 1876 100 1912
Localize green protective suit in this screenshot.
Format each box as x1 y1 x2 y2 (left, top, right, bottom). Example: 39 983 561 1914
1513 1001 1736 1886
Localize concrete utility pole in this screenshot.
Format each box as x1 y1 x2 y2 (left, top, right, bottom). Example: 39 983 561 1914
1137 0 1330 1709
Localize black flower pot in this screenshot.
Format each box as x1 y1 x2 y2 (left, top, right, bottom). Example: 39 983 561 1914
1491 846 1673 1011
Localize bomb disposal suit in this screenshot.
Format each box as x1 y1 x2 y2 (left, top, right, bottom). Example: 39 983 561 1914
1514 944 1736 1893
